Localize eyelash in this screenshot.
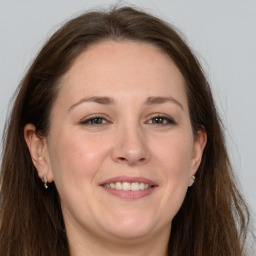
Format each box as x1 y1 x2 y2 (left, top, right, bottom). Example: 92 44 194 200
146 115 176 126
80 115 109 125
80 114 176 127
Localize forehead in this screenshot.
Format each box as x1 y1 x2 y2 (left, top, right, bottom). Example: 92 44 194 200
57 40 188 110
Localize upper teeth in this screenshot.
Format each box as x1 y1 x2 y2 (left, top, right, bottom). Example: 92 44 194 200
103 182 150 191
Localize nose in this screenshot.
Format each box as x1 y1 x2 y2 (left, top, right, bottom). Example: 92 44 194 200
111 124 150 166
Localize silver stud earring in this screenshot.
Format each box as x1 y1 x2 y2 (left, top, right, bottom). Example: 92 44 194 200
42 176 48 189
189 175 195 187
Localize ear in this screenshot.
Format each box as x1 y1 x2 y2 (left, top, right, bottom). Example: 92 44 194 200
190 129 207 175
24 124 54 182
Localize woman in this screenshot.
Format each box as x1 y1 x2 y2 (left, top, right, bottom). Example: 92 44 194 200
0 6 253 256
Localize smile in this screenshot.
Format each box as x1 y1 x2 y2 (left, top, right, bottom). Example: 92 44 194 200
102 182 152 191
100 176 158 199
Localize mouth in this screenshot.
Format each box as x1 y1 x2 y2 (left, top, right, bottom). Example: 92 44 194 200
100 176 158 199
102 182 153 191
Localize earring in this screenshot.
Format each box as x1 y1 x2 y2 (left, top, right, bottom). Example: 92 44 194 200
189 175 195 187
42 176 48 189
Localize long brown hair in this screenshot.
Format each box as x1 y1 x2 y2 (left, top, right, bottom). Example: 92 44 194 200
0 6 253 256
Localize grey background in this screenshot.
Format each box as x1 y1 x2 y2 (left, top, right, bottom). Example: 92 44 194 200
0 0 255 216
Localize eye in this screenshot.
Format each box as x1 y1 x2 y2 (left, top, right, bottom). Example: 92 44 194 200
147 115 176 126
80 115 109 126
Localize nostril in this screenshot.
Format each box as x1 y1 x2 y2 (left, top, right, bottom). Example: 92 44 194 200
114 148 148 165
139 157 146 162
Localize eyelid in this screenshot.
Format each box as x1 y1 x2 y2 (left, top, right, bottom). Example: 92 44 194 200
79 114 111 125
145 113 177 125
79 113 177 126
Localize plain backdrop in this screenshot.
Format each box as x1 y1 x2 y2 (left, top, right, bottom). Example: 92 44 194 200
0 0 255 215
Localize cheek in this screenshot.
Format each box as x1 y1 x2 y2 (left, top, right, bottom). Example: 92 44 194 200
153 133 194 177
152 132 193 204
47 129 110 190
147 132 194 222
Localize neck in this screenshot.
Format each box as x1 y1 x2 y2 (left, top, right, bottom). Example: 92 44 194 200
67 225 170 256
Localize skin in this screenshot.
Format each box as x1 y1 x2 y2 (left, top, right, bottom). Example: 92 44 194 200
24 40 207 256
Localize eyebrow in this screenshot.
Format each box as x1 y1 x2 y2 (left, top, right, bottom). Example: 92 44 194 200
68 96 184 111
68 96 115 111
145 96 184 111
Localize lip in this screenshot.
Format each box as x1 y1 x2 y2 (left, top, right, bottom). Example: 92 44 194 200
100 176 158 186
99 176 158 200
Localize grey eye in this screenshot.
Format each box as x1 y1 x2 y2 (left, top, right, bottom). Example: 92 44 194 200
80 117 108 125
148 116 176 125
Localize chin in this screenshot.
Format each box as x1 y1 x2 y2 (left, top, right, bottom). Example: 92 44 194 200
99 212 164 241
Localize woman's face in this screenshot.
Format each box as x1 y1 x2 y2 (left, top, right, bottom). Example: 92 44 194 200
37 41 206 244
